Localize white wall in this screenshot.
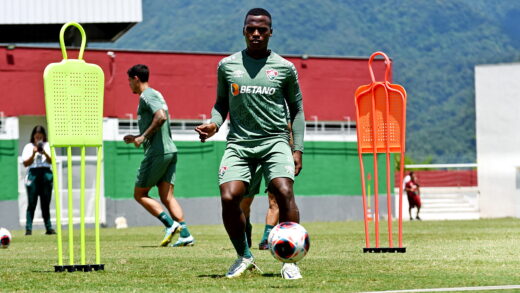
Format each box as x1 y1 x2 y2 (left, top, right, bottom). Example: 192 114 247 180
0 0 142 24
475 63 520 218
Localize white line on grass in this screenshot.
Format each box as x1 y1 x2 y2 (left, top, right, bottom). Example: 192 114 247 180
361 285 520 293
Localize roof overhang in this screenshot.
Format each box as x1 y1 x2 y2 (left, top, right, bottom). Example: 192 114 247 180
0 0 141 43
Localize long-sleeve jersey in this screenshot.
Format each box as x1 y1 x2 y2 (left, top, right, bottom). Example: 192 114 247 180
210 50 305 152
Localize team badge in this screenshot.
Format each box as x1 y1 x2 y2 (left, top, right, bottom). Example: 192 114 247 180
266 69 279 81
231 83 240 96
219 166 228 177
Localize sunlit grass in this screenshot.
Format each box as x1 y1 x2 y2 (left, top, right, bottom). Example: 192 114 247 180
2 218 519 292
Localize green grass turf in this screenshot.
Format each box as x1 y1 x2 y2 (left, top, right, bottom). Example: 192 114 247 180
1 218 520 292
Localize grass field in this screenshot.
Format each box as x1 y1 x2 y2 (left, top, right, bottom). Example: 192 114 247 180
2 218 520 292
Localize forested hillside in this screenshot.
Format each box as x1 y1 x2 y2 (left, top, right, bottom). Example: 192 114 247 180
93 0 520 163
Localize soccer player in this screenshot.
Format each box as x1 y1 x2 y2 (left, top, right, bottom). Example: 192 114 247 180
195 8 305 279
124 64 194 247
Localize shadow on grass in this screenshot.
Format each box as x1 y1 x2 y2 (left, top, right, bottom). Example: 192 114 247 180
198 274 224 278
197 273 278 278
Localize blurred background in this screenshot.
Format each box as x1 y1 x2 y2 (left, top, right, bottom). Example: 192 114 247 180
1 0 519 230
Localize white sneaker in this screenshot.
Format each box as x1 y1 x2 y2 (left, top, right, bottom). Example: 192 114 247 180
160 221 181 247
225 256 255 278
281 263 302 280
170 235 195 247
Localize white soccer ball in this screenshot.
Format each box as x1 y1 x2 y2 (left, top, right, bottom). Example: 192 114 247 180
0 228 12 249
268 222 310 263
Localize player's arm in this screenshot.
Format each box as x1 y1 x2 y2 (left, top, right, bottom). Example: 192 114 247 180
284 64 305 176
124 109 167 148
287 121 302 176
195 64 229 142
289 102 304 176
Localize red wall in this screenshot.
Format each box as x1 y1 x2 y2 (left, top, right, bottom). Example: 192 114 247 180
0 46 388 120
396 170 478 187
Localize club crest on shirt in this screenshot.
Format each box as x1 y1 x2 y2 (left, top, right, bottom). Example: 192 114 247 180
266 69 279 81
219 166 228 177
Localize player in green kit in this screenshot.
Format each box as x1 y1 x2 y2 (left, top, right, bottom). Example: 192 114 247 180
196 8 304 279
124 64 194 247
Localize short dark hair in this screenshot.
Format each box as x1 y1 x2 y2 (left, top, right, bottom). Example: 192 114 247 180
30 125 47 144
127 64 149 82
244 8 272 27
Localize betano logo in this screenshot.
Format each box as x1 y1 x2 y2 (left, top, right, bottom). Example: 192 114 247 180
231 83 240 96
230 83 276 96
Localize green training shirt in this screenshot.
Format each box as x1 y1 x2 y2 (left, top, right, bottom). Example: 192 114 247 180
137 87 177 156
210 50 305 152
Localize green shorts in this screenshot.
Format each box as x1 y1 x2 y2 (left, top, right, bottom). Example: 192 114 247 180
135 152 177 188
219 139 294 188
244 165 264 198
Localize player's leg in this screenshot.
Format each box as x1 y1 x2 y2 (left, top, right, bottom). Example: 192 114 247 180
262 141 299 223
258 191 279 250
269 179 303 280
134 154 180 246
24 169 38 235
158 182 195 247
262 140 302 279
221 180 256 277
268 178 299 223
221 181 249 243
134 187 162 215
41 169 55 234
240 197 253 248
158 182 184 221
240 165 262 248
219 145 257 278
158 153 194 247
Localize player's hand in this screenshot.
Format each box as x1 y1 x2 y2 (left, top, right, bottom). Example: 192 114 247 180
123 135 135 144
195 123 218 143
133 136 145 148
293 150 303 176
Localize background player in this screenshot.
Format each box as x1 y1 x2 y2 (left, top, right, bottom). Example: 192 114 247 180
195 8 305 279
124 64 194 247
